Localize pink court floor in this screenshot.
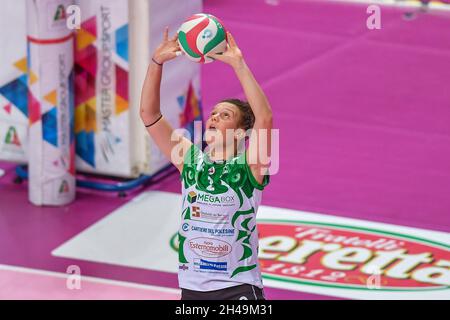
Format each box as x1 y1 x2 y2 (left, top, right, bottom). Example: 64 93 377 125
1 0 450 299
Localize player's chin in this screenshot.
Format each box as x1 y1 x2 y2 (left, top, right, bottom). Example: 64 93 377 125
205 139 220 147
204 139 226 150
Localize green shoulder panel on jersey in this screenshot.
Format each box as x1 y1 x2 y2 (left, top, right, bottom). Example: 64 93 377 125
181 143 202 188
243 150 270 191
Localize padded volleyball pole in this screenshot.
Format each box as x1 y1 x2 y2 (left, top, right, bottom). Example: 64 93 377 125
26 0 76 206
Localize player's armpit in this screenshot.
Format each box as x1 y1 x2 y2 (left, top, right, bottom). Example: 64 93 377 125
144 117 192 173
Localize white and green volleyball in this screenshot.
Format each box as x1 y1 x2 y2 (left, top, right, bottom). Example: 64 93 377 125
178 13 227 64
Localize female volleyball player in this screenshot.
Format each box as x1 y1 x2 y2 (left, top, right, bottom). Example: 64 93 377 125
140 27 272 300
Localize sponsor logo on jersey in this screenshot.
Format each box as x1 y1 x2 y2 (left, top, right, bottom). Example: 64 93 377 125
192 206 201 217
191 225 235 237
196 193 235 204
182 223 190 232
179 264 189 271
194 259 228 272
187 191 197 203
189 237 232 258
191 206 229 224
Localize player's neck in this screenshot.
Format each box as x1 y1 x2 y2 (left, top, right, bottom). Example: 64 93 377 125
207 144 238 162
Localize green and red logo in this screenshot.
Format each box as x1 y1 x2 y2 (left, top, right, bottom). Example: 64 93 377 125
258 220 450 291
54 4 67 22
4 126 21 146
59 180 69 194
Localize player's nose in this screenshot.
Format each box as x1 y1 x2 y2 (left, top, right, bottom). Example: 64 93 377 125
211 114 219 122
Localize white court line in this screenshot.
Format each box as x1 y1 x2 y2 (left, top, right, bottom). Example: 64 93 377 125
0 264 181 294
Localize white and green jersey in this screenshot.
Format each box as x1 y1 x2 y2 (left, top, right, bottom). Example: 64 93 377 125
178 144 269 292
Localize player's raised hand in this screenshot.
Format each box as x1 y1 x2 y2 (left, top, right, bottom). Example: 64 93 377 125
207 32 245 70
153 27 183 64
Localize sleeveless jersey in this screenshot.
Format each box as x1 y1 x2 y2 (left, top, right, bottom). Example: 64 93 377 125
178 144 269 291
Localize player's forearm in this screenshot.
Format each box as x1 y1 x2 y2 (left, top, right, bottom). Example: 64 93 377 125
233 60 273 123
140 63 163 124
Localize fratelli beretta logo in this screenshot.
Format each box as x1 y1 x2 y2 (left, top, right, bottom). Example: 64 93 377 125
257 219 450 297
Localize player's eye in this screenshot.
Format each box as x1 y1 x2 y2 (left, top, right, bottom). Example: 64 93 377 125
222 112 230 120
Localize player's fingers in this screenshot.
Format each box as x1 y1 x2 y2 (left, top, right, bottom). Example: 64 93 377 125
171 32 178 42
223 43 231 52
172 41 181 49
207 52 224 61
227 32 237 47
163 27 169 41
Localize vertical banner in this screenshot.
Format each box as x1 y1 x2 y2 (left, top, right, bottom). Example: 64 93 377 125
27 0 76 206
0 0 28 163
74 0 134 177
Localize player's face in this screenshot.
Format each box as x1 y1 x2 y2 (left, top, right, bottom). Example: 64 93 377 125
205 102 242 146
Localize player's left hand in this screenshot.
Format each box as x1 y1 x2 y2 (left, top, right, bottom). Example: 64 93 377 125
207 32 245 70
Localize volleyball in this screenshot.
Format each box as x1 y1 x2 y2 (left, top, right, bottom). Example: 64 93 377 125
178 13 227 64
